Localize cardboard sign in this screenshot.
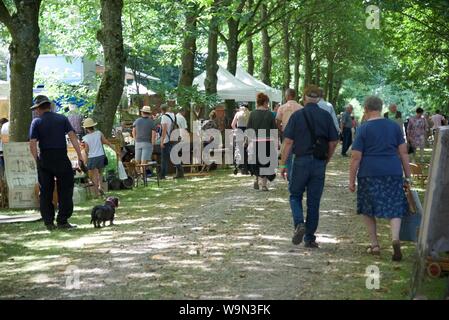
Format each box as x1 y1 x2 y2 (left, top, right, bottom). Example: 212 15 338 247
3 142 39 208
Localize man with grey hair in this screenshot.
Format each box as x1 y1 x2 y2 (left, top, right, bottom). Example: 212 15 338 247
317 88 340 133
340 104 354 157
280 85 339 248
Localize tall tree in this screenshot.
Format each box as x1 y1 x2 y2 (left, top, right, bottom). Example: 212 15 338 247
281 4 291 93
205 0 221 95
0 0 41 142
260 4 272 86
178 3 199 89
92 0 126 137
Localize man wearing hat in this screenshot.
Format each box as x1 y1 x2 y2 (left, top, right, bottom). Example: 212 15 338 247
279 85 339 249
29 95 84 230
132 106 156 174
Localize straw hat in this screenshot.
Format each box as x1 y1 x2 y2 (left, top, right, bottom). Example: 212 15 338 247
140 106 152 114
83 118 97 128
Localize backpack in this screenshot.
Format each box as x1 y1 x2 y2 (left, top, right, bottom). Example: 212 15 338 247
164 113 179 132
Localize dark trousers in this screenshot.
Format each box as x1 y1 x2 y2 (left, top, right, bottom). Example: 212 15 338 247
160 143 183 178
341 127 353 155
38 149 75 225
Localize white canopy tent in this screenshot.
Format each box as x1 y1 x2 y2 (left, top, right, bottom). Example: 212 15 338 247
126 81 156 96
235 66 282 103
193 66 257 102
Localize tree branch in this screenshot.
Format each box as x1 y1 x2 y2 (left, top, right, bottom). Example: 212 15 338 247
0 0 14 31
237 0 263 35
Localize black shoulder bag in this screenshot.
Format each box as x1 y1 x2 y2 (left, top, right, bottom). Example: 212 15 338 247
303 109 329 161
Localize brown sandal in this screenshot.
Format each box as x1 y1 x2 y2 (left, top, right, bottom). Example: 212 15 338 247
367 245 381 256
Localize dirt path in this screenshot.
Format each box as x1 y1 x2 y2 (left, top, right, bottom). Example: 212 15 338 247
0 151 416 299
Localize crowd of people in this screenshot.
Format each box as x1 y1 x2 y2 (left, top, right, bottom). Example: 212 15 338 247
15 85 446 263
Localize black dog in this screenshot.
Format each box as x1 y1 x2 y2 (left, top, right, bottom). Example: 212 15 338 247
90 197 119 228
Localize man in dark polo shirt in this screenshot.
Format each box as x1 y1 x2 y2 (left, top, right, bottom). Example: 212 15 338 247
29 95 84 230
280 85 339 248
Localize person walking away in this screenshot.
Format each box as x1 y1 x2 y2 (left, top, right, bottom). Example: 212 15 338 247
133 106 156 176
349 96 411 261
231 105 250 132
247 93 277 191
280 85 339 248
82 118 117 197
317 88 339 133
67 104 84 139
431 110 445 139
340 104 354 157
407 108 427 163
276 89 303 177
29 95 84 230
160 104 184 179
384 104 404 137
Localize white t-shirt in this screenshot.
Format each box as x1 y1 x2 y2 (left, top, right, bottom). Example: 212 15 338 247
431 114 444 129
161 112 175 144
0 122 9 151
82 131 105 158
176 113 188 130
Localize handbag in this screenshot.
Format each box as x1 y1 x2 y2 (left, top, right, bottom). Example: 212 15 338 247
400 189 423 242
303 109 329 161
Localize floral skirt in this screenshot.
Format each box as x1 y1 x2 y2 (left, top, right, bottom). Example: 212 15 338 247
357 176 408 219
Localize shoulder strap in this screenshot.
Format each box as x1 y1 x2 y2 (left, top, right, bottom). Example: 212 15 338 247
303 109 317 144
164 113 174 123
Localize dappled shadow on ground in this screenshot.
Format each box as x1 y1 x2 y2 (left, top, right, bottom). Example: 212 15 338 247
0 148 419 299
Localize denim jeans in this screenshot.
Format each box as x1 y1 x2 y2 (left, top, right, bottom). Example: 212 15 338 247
286 151 293 181
341 127 352 155
289 155 326 242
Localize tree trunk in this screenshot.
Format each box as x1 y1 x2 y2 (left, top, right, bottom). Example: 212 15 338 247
315 56 321 87
92 0 126 138
205 1 220 95
303 23 313 87
282 14 291 93
260 4 272 86
178 4 198 89
226 18 240 76
293 35 301 95
246 36 255 76
331 78 343 109
324 54 334 102
246 0 255 75
0 1 42 142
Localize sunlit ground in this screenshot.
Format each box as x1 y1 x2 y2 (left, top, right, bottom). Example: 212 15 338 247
0 145 446 300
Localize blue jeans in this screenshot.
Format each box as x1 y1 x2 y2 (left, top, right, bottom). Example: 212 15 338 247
286 151 293 181
289 155 326 242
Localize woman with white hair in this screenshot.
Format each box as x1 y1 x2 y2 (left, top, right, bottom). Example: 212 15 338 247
349 96 412 262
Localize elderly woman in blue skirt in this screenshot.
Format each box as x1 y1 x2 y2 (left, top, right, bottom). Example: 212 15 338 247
349 96 412 262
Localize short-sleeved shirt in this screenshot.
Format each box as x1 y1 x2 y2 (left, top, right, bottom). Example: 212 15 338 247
67 112 84 135
160 112 176 144
29 112 74 150
247 109 277 138
431 114 444 129
352 118 405 178
284 103 339 157
276 100 302 131
82 130 105 158
133 117 155 143
342 111 353 129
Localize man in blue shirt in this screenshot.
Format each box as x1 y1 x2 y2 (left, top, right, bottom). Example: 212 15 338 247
280 85 339 248
29 95 84 230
